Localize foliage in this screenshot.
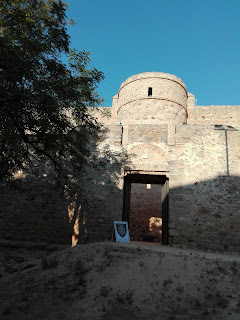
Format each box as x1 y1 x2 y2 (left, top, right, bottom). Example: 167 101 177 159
0 0 104 186
98 107 111 118
41 254 59 270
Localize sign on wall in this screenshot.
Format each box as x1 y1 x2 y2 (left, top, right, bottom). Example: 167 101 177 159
114 221 130 243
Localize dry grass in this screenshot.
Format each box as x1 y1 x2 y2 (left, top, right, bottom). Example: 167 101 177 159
1 242 240 320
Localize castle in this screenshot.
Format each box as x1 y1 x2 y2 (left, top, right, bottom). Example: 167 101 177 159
1 72 240 252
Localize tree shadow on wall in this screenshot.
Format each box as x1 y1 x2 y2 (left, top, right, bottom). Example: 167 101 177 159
0 125 133 246
68 140 133 246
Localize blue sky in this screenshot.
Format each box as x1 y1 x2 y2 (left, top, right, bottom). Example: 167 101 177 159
66 0 240 107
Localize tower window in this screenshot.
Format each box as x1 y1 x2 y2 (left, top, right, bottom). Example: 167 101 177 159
148 87 152 97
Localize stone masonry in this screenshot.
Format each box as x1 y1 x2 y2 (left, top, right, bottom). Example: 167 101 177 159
0 72 240 252
93 72 240 252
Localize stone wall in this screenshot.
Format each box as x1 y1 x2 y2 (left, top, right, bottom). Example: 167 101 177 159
1 72 240 252
117 100 187 125
0 180 71 244
128 124 168 144
0 124 124 246
112 72 188 125
117 72 187 110
167 124 240 251
188 105 240 127
168 176 240 252
103 75 240 251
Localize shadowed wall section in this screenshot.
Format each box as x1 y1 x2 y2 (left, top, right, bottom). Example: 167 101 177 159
1 72 240 252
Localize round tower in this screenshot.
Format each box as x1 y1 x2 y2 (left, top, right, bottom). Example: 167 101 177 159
113 72 188 124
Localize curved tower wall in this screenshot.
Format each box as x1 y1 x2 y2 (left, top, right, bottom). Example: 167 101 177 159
114 72 188 124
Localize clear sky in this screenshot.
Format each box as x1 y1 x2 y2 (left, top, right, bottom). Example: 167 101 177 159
66 0 240 107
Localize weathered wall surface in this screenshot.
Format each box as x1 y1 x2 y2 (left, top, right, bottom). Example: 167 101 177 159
1 72 240 252
0 180 71 244
167 124 240 251
122 121 240 251
117 72 187 110
129 183 162 241
117 100 187 125
128 124 168 144
0 124 124 246
188 105 240 127
115 72 240 252
169 176 240 252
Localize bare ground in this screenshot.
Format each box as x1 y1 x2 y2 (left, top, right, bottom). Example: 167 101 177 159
1 241 240 320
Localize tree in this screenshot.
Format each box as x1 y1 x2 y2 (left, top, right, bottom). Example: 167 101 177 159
0 0 104 187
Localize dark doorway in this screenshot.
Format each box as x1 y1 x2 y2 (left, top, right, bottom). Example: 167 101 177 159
122 173 169 245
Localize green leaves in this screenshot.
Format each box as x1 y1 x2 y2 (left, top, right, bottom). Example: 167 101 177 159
0 0 104 186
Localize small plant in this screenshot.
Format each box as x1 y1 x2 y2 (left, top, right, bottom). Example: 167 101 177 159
139 261 144 267
86 251 93 262
217 293 229 309
100 285 110 297
231 260 239 275
44 274 57 289
74 275 86 287
194 297 202 308
104 245 111 258
236 297 240 308
115 290 125 304
96 261 106 272
78 286 87 299
159 252 166 257
184 256 187 268
101 303 106 312
105 258 111 267
41 255 59 270
125 289 134 305
21 291 30 302
217 264 227 274
73 258 88 276
2 302 12 316
176 282 184 293
115 289 134 305
163 277 173 287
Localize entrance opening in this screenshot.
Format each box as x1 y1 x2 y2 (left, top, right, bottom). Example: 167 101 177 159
122 173 169 245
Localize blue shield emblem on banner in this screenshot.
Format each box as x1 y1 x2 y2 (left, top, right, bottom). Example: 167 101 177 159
114 221 130 242
116 223 126 238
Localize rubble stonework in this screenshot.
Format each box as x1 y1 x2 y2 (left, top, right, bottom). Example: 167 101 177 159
0 72 240 252
94 72 240 251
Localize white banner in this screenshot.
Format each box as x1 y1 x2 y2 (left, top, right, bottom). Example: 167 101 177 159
114 221 130 243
